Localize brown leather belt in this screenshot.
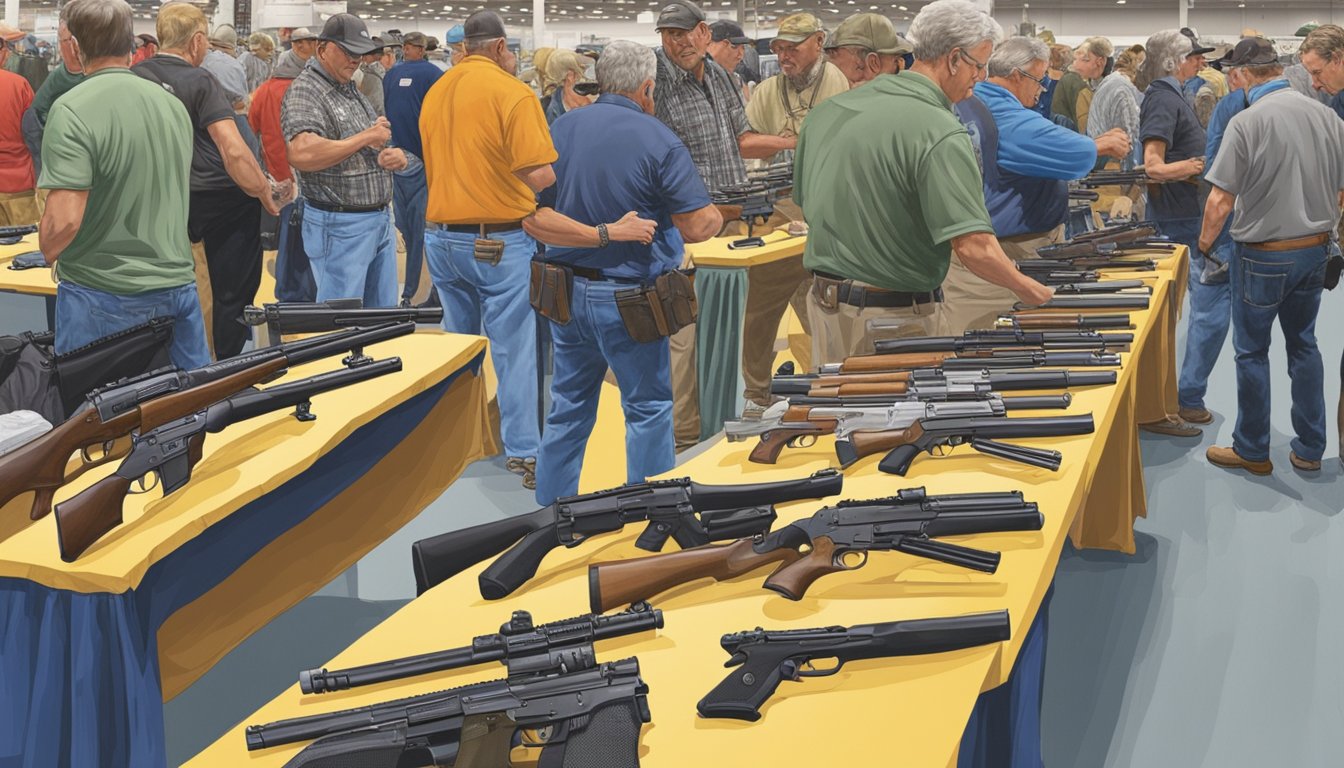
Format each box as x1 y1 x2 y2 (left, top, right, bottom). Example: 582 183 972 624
1246 232 1330 251
430 221 526 235
812 272 943 309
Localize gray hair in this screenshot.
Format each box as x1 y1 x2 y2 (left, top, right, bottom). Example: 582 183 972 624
1136 29 1191 90
907 0 1003 62
62 0 135 60
987 36 1049 78
1078 36 1114 59
465 36 503 54
597 40 655 95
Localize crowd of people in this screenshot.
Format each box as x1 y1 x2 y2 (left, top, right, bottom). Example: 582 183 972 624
1 0 1342 499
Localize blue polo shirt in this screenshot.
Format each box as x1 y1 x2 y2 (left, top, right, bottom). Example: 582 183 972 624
383 58 442 158
540 94 710 281
1140 77 1206 221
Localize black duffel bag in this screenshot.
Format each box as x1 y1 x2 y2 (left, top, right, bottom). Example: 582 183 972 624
0 317 175 422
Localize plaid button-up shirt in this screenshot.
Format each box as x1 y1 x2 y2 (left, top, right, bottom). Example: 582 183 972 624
654 50 748 194
281 59 393 208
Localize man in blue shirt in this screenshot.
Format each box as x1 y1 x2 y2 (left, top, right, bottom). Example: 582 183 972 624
947 36 1130 333
523 41 723 505
383 31 442 305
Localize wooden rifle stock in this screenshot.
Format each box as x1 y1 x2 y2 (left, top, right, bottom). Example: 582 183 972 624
837 353 952 374
0 408 140 523
761 536 846 600
589 538 803 613
749 415 838 464
812 381 912 397
845 423 924 465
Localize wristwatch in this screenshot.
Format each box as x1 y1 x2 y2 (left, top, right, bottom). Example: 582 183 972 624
597 223 610 248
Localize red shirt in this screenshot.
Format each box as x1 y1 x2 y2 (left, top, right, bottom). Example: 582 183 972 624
248 76 294 183
0 69 35 193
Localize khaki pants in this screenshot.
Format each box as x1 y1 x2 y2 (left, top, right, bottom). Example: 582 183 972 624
807 282 947 367
191 240 216 360
939 226 1065 334
0 190 39 226
741 257 812 405
669 323 700 451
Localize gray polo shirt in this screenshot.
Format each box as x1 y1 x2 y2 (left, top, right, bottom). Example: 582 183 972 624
1206 84 1344 243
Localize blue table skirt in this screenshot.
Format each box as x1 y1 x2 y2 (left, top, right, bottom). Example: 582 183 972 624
0 356 480 768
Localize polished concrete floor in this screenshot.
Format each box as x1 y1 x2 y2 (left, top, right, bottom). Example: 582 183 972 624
26 282 1328 766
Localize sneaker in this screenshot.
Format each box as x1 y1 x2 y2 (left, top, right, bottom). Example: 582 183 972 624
1177 406 1213 424
1289 451 1321 472
1139 416 1202 438
505 457 537 490
1207 445 1273 476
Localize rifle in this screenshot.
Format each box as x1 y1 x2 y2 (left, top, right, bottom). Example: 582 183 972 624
411 469 844 599
772 367 1115 398
300 603 662 694
243 299 444 346
843 413 1096 475
1077 170 1159 188
247 658 651 768
997 313 1132 330
1051 280 1151 295
0 224 38 240
816 350 1122 375
0 324 412 528
53 357 404 561
711 164 794 248
871 330 1132 355
1065 221 1163 242
727 394 1071 464
696 611 1011 721
589 489 1042 611
1015 293 1151 311
1037 240 1177 261
1020 257 1157 272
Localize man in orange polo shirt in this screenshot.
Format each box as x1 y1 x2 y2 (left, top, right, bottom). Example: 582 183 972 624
420 10 557 489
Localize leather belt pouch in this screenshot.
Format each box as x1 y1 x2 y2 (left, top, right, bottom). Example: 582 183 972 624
529 261 573 324
1325 253 1344 291
474 237 505 265
616 270 698 343
811 275 843 311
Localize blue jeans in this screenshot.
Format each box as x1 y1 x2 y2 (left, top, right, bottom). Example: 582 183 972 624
392 159 428 302
300 205 398 307
535 277 675 505
425 226 540 458
1229 242 1329 462
1168 217 1232 410
275 199 317 302
55 280 211 370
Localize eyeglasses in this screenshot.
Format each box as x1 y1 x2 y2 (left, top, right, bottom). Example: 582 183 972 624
957 49 988 75
1015 67 1050 91
327 42 361 62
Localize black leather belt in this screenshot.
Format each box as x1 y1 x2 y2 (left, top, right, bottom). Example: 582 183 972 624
306 199 387 214
430 221 526 235
566 264 646 284
813 271 943 309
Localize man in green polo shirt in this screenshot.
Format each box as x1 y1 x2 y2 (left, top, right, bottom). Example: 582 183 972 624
795 0 1053 364
38 0 209 369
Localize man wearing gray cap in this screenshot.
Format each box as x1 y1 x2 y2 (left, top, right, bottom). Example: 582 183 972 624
203 24 248 107
282 12 406 309
290 27 318 62
825 12 913 88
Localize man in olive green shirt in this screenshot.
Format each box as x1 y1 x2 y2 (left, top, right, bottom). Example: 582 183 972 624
795 0 1052 364
39 0 209 369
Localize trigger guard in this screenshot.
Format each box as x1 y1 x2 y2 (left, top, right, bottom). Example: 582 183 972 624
835 549 867 570
130 473 160 494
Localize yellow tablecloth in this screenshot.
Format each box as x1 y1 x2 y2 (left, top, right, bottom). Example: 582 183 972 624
685 229 806 268
190 251 1186 767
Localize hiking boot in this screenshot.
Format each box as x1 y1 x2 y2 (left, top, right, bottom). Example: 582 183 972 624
1206 445 1273 476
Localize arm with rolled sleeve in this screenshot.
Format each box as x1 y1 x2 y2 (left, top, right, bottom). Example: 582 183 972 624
660 141 720 243
37 104 93 263
1198 121 1245 251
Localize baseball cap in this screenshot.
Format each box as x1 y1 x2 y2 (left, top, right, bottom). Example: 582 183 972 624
1296 21 1321 37
548 50 598 96
1179 27 1216 56
464 10 506 41
210 24 238 50
402 31 428 48
136 33 158 47
444 24 466 45
825 13 911 56
710 20 751 45
1220 36 1278 68
290 27 318 42
775 12 823 44
655 1 706 32
319 13 381 56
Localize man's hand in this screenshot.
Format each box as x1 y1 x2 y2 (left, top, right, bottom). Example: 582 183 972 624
363 117 392 149
377 148 408 171
1015 280 1056 308
1094 128 1132 160
607 211 656 245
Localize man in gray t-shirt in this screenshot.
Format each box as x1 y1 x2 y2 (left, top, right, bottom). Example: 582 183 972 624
1197 40 1344 475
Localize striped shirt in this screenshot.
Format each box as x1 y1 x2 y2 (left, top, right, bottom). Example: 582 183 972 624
654 50 748 194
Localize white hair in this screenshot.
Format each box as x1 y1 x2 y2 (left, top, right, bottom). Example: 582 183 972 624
987 36 1049 78
907 0 1003 62
597 40 656 95
1136 29 1191 90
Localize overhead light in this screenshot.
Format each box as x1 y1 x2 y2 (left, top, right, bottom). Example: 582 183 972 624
898 4 907 9
1116 0 1125 3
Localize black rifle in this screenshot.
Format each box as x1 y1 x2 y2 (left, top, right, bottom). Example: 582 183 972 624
771 367 1117 397
54 356 403 561
589 490 1041 611
412 469 844 599
847 413 1097 475
0 224 38 240
1037 240 1177 261
243 299 444 346
1016 293 1151 311
247 658 651 768
1051 279 1151 295
1025 269 1103 284
872 330 1132 355
1077 170 1159 188
300 603 662 694
711 164 794 248
697 611 1011 721
1021 257 1157 273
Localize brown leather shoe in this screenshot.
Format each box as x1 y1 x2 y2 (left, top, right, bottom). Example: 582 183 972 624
1139 416 1202 438
1178 407 1213 424
1289 451 1321 472
1207 445 1273 476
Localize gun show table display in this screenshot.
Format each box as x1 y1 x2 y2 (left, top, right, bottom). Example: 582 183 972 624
191 245 1189 767
0 329 492 768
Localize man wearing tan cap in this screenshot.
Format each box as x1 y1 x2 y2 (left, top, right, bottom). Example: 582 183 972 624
749 13 849 160
544 49 597 124
824 12 913 88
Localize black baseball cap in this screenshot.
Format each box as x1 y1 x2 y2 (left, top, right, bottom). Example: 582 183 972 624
710 20 751 45
655 1 707 32
464 10 507 41
1179 27 1216 56
319 13 381 56
1219 36 1278 68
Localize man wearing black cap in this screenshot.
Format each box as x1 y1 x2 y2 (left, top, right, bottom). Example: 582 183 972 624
281 12 407 310
1198 36 1344 475
707 20 749 92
